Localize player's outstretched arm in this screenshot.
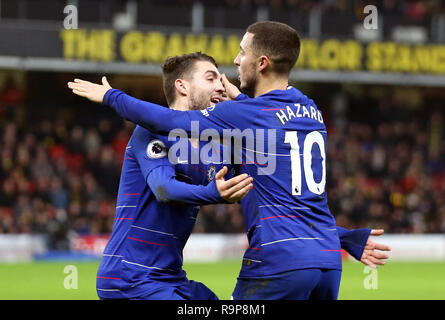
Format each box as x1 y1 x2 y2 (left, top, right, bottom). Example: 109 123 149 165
68 76 250 137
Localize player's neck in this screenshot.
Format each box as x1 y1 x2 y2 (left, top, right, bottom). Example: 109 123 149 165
169 97 190 111
254 76 289 97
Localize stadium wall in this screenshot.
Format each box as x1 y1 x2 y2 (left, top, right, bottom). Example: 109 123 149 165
1 234 445 262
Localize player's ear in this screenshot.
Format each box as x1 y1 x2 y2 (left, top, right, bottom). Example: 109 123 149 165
174 78 189 97
258 55 270 73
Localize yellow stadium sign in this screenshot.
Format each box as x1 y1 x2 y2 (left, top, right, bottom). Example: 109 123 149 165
59 29 445 75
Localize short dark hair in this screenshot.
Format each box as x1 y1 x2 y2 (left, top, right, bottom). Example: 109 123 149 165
161 52 218 105
246 21 300 75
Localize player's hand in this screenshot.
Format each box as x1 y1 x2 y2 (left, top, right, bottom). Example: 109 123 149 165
221 74 241 100
360 229 391 269
215 166 253 203
67 76 112 103
219 92 231 102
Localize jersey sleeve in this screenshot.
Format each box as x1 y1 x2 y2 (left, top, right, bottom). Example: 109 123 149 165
130 126 172 178
235 93 249 101
147 166 225 206
130 126 225 206
104 89 255 136
336 226 371 261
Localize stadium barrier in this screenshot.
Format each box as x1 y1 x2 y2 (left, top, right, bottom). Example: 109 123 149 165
0 234 47 262
183 234 248 262
373 234 445 261
1 234 445 262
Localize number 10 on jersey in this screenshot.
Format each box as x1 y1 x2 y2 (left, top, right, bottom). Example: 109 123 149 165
284 130 326 196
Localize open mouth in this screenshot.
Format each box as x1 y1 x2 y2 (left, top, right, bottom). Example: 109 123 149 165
210 97 221 104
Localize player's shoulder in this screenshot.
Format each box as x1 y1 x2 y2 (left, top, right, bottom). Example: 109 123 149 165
130 126 169 160
218 95 263 108
196 99 259 121
130 125 169 152
288 86 319 109
132 125 166 142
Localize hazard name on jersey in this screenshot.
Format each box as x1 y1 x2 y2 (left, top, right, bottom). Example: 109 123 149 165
275 104 324 126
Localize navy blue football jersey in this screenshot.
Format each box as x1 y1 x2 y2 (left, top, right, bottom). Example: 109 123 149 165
104 86 345 279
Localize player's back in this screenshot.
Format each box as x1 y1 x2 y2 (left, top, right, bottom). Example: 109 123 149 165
229 87 341 278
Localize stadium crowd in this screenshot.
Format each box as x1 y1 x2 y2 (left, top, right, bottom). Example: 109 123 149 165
326 92 445 234
0 78 444 250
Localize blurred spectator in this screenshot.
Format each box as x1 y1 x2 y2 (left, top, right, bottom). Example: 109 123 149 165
0 77 24 122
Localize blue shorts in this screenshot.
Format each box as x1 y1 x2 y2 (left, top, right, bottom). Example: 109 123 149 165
128 279 219 300
232 268 342 300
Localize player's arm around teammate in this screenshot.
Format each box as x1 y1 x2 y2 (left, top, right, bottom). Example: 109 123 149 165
149 164 253 205
68 76 390 268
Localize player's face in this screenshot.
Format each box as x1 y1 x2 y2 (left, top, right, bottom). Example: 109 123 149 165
187 61 225 110
234 32 258 96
